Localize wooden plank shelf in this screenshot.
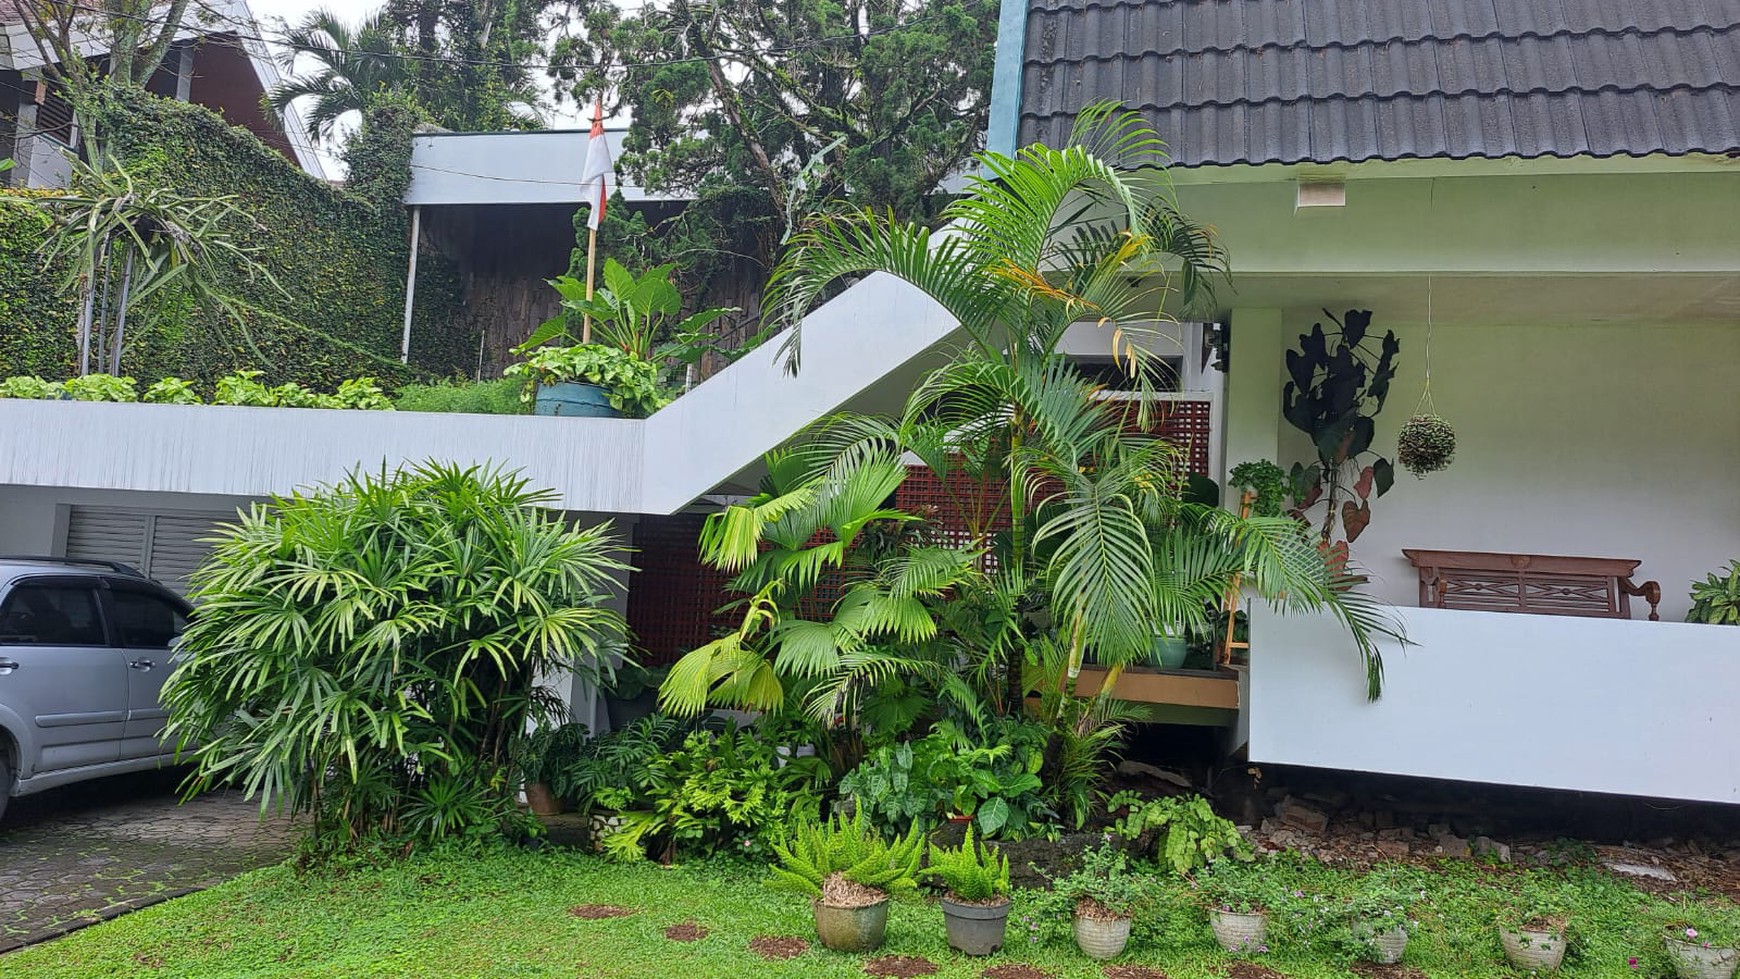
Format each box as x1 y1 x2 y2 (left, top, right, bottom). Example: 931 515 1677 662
1073 666 1240 711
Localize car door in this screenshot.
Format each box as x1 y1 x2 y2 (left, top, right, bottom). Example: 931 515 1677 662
104 579 193 761
0 577 127 774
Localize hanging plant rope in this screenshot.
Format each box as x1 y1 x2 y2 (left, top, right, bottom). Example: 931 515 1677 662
1398 274 1457 476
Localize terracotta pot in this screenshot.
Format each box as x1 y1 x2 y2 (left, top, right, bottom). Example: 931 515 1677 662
1354 923 1409 964
1210 909 1269 955
524 782 564 816
1665 938 1740 979
941 896 1011 956
1500 926 1567 972
1073 912 1132 960
812 898 890 952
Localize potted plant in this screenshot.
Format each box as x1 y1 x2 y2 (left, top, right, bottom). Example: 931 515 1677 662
514 722 589 817
1687 561 1740 626
1661 903 1740 979
1148 629 1190 670
504 343 666 418
1343 876 1416 965
1496 897 1571 972
1035 839 1153 960
924 827 1013 956
601 661 664 730
769 809 924 952
1200 860 1273 955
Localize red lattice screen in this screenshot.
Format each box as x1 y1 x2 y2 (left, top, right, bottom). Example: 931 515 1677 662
624 400 1214 664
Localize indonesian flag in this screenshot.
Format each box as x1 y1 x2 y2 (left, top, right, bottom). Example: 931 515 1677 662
580 98 614 231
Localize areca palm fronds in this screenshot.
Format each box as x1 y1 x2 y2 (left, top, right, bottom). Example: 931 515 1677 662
163 463 629 847
267 8 410 144
766 101 1228 390
660 445 985 719
1148 505 1403 699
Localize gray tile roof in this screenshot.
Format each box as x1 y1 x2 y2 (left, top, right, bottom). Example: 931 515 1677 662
1018 0 1740 166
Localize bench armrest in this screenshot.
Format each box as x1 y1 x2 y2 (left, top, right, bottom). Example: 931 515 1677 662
1619 578 1662 621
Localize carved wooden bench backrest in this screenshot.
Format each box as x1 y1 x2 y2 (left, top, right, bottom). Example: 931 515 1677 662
1401 549 1662 621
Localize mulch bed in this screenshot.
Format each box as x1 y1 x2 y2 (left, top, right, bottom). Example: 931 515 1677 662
864 955 940 977
1224 964 1290 979
748 935 811 960
1351 962 1429 979
983 965 1056 979
663 921 708 942
567 904 636 920
1104 967 1171 979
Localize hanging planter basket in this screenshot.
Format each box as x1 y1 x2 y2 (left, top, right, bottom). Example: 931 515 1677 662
1397 413 1456 476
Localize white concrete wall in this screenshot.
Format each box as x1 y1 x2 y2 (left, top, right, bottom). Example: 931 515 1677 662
1268 320 1740 621
0 400 646 514
1247 604 1740 804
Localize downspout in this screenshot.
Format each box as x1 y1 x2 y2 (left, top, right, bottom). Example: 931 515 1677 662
985 0 1030 160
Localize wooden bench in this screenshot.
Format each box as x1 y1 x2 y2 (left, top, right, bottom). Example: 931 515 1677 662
1402 549 1661 621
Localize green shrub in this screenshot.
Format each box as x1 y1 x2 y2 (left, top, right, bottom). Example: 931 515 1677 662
1687 561 1740 626
396 378 529 415
1032 839 1156 920
163 462 630 857
143 376 202 404
0 375 64 399
1106 791 1253 875
62 374 139 402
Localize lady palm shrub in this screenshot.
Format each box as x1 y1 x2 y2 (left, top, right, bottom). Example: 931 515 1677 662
164 462 629 855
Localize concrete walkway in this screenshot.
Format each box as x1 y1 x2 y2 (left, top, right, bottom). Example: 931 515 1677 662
0 770 295 953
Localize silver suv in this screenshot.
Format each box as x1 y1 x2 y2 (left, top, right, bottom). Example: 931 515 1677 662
0 557 192 821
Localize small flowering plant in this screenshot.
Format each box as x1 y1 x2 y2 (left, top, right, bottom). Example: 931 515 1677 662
1031 838 1155 922
1660 899 1740 950
1196 858 1277 915
1344 877 1418 934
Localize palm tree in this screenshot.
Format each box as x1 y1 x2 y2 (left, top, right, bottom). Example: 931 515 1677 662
267 9 410 145
758 102 1399 698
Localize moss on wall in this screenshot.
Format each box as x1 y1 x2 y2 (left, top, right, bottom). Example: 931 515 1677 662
0 88 470 387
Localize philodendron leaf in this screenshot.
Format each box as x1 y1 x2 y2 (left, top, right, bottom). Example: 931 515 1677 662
976 797 1010 836
1373 458 1396 497
1343 500 1372 541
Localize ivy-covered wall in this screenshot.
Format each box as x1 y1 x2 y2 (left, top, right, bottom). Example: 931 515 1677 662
0 88 470 388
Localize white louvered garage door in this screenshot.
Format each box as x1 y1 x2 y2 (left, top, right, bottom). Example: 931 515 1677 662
64 507 234 596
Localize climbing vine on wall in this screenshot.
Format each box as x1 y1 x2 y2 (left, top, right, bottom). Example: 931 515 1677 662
0 87 469 388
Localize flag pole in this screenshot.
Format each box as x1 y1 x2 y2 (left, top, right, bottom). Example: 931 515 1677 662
583 221 597 344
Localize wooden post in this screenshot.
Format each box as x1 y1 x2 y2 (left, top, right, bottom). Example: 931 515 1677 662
400 206 421 364
1219 489 1256 666
582 224 599 344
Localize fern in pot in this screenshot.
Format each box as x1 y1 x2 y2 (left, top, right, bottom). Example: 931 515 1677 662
769 809 923 952
1033 839 1154 960
512 722 589 817
1659 901 1740 979
924 827 1012 956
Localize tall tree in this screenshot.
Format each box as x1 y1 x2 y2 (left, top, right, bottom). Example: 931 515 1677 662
265 9 410 145
554 0 999 317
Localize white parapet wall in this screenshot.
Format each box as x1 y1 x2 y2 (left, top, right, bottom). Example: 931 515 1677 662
1246 604 1740 805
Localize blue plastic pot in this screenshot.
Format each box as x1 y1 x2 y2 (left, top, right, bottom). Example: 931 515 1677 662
534 381 620 418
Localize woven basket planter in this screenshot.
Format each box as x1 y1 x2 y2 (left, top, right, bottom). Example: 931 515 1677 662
1665 938 1740 979
1210 909 1269 955
1500 926 1567 972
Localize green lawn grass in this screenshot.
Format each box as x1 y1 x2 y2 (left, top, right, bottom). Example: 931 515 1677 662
5 846 1696 979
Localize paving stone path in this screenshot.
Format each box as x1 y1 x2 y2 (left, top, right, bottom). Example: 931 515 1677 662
0 771 296 953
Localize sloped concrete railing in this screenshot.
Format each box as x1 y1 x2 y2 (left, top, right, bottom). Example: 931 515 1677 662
0 271 959 516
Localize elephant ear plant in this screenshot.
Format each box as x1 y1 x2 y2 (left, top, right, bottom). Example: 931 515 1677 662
1282 309 1401 545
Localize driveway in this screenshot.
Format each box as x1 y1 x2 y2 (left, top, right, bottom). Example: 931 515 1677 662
0 770 296 953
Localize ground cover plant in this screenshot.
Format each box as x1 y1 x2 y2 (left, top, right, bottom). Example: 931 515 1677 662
10 844 1733 979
